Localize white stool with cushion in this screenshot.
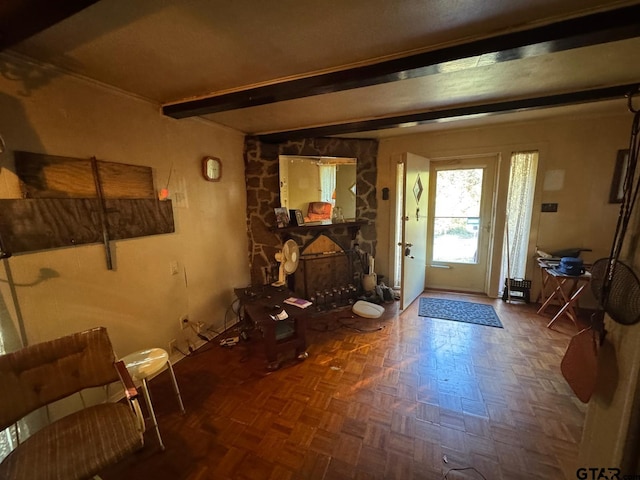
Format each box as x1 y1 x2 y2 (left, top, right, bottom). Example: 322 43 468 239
121 348 185 450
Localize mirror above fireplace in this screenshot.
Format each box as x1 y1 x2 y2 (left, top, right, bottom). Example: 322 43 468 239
279 155 357 223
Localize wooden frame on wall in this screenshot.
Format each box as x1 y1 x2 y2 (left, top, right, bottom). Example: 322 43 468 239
609 149 629 204
0 151 174 266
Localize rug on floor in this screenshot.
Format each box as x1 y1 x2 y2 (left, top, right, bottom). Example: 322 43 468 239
418 297 503 328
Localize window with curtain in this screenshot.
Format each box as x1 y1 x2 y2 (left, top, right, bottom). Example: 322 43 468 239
319 165 336 204
501 151 538 284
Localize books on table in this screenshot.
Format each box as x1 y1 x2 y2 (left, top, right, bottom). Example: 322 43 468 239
284 297 312 308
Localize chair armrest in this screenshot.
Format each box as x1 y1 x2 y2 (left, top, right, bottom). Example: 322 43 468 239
115 361 145 434
115 360 138 400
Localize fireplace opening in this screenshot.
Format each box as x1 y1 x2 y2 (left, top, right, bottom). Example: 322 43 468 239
292 234 361 310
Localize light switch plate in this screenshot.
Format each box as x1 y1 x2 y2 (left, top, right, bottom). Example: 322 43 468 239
541 203 558 212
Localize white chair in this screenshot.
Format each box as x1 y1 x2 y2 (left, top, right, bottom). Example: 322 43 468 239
120 348 185 450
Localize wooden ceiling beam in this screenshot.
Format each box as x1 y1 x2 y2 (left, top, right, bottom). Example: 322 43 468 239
0 0 99 51
256 84 640 143
163 5 640 119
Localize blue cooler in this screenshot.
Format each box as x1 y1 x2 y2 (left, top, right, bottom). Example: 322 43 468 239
556 257 585 276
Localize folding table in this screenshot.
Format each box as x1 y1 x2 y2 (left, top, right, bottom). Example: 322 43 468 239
537 265 591 328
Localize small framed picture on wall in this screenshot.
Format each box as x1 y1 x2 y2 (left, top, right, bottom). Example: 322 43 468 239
609 149 629 204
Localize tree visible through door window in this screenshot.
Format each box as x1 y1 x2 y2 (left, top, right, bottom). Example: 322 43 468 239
433 168 483 263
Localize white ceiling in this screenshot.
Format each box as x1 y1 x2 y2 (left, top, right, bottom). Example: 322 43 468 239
6 0 640 138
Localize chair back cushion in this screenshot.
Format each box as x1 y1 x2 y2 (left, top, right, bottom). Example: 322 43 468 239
306 201 332 220
0 327 119 430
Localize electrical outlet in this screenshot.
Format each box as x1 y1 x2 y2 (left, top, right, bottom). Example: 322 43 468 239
180 315 189 329
195 321 205 334
169 339 177 354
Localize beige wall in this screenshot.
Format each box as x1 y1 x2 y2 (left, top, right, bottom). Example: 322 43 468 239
287 159 321 213
376 111 632 301
0 54 249 358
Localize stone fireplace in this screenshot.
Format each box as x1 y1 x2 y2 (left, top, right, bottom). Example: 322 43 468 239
293 233 359 308
243 137 378 287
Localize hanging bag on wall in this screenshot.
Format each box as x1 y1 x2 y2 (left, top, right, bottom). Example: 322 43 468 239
561 326 599 403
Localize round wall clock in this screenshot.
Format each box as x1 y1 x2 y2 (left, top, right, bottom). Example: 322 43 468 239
202 156 222 182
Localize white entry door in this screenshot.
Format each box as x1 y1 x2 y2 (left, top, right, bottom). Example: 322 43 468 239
398 153 430 310
425 156 497 292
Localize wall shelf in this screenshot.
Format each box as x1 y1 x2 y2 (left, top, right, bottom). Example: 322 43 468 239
272 220 368 239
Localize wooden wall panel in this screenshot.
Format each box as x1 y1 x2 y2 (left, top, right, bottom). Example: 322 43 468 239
97 162 155 199
2 152 175 258
0 199 102 252
106 199 175 239
15 151 96 198
15 151 156 199
0 199 175 254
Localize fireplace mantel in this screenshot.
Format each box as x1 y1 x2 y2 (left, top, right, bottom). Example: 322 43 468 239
271 220 368 239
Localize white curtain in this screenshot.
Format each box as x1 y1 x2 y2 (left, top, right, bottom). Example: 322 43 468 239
502 151 538 281
319 165 336 204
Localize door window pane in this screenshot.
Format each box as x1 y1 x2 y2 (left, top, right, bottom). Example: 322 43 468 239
432 168 483 263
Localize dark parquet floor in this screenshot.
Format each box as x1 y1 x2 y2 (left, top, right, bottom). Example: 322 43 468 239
101 291 587 480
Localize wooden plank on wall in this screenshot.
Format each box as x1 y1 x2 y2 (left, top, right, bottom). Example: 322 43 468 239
0 199 175 254
97 161 155 199
15 151 156 199
106 199 175 239
0 198 102 252
15 151 96 198
3 152 174 256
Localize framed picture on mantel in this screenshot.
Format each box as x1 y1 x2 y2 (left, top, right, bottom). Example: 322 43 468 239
274 207 290 228
289 209 305 226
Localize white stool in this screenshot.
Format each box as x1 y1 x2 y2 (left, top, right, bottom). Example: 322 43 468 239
121 348 185 450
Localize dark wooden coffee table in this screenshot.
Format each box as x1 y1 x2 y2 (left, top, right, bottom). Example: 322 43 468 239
235 286 309 370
